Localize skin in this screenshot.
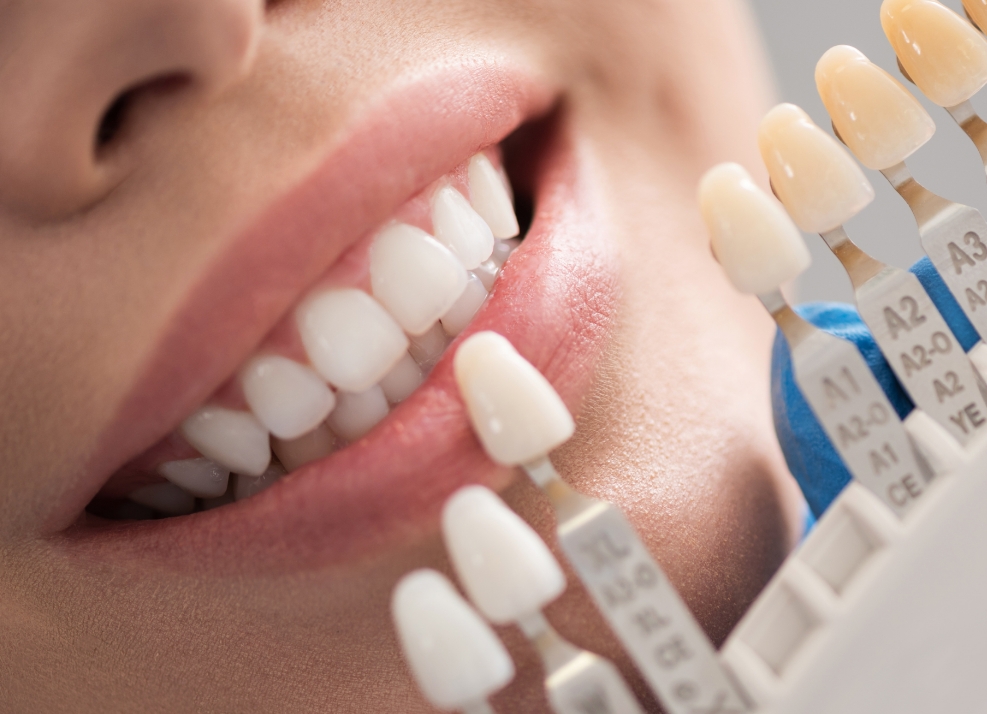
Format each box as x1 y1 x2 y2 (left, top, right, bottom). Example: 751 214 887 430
0 0 803 711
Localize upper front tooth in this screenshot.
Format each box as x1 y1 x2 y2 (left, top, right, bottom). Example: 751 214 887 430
453 331 574 466
391 569 515 711
158 457 231 498
370 223 468 336
442 485 565 624
431 186 495 270
816 45 935 170
758 103 875 233
699 163 811 295
468 154 520 239
297 288 409 392
180 406 271 477
882 0 987 107
241 355 336 440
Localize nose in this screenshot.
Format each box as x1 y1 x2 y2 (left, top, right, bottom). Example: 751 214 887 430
0 0 265 219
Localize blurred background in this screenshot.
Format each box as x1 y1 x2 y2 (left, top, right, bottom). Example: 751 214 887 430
748 0 987 302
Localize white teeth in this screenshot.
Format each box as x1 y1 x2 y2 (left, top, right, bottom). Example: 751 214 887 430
272 422 336 472
129 483 197 516
241 355 336 440
442 485 566 624
370 222 469 336
297 288 409 393
378 353 423 404
327 386 389 442
180 406 271 477
468 154 520 239
392 569 515 711
234 462 286 501
490 238 519 268
431 186 496 270
157 458 231 498
408 323 449 368
441 273 488 337
202 488 235 511
472 260 499 291
453 331 575 466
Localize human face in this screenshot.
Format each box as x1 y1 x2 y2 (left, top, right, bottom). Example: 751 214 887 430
0 0 803 711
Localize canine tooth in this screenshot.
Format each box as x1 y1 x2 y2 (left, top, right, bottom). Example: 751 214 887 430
129 483 196 516
469 154 520 239
441 273 487 337
473 260 499 291
157 457 231 499
271 422 335 472
490 238 519 268
698 163 811 294
882 0 987 107
297 288 409 392
327 386 389 441
370 223 468 335
241 355 336 440
758 103 875 233
443 485 565 624
180 406 271 477
454 331 574 466
408 323 449 368
234 462 286 501
378 353 423 404
392 570 515 711
431 186 495 270
816 45 935 170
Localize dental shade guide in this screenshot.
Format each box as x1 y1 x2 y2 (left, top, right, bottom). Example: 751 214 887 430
453 332 752 714
443 485 646 714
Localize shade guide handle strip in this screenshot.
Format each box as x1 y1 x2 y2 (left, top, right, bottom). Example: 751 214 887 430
946 100 987 174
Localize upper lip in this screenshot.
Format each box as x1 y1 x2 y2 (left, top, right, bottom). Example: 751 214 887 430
48 59 618 573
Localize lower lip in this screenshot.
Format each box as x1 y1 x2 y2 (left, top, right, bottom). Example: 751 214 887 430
57 119 618 575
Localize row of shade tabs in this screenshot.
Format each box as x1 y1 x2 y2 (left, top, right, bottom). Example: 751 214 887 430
701 0 987 521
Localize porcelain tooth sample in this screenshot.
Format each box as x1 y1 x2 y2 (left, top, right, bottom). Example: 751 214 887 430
327 386 389 441
758 103 874 234
240 355 336 440
157 457 231 498
392 570 515 713
271 422 335 472
129 483 197 516
441 273 488 337
378 352 423 404
180 406 271 476
297 288 409 392
454 332 574 466
469 154 520 239
816 45 935 170
882 0 987 108
370 222 468 336
432 185 496 270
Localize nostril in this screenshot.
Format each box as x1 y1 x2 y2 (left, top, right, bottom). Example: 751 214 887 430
94 73 191 155
96 92 133 149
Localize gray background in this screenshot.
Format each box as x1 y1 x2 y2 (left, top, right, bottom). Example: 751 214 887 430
747 0 987 302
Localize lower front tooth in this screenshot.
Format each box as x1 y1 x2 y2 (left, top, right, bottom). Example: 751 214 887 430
181 407 272 477
129 483 197 516
378 353 423 404
157 458 231 498
472 259 499 291
490 238 519 268
234 462 286 501
440 273 487 337
328 386 389 441
271 422 336 472
408 323 448 368
241 355 336 440
370 222 468 335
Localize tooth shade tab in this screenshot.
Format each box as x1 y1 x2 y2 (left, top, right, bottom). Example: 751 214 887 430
297 288 409 392
698 163 811 295
271 422 335 472
965 0 987 31
327 386 389 442
392 570 515 710
241 355 336 440
129 483 196 516
441 273 488 337
454 331 575 466
370 223 469 336
378 353 423 404
882 0 987 107
816 45 935 170
468 154 520 239
234 462 286 501
432 186 496 270
442 486 566 624
758 103 875 233
180 406 271 477
158 458 230 498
